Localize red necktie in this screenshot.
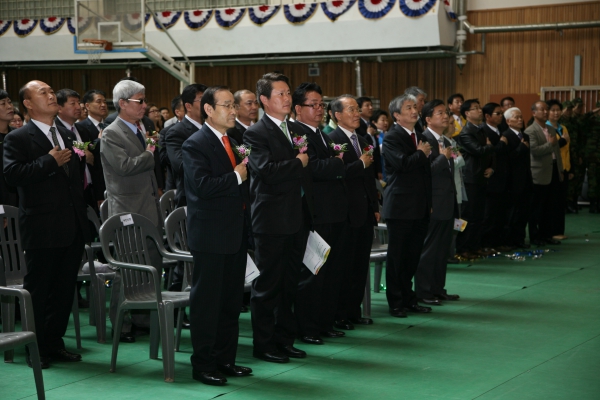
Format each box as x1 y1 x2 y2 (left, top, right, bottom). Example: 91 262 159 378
411 132 417 148
222 136 237 169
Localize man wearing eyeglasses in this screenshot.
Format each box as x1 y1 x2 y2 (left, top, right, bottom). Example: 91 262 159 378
227 89 259 145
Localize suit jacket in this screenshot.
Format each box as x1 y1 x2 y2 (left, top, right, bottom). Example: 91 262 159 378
100 118 160 227
414 116 425 135
457 122 495 186
3 123 90 249
158 123 176 191
226 120 246 146
329 127 378 227
297 122 348 225
182 124 250 254
503 128 532 193
165 117 200 207
243 115 314 235
77 117 106 200
381 124 432 221
525 122 563 185
482 124 509 193
422 129 456 220
55 118 91 188
0 128 19 207
357 119 382 176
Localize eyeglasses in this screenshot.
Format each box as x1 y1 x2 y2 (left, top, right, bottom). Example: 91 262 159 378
492 112 503 116
127 98 147 104
301 103 326 110
215 103 239 111
432 110 449 117
344 107 361 114
468 106 481 111
148 109 160 113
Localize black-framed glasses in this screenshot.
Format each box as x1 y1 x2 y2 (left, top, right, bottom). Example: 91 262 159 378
492 112 503 116
301 103 326 110
127 98 147 104
215 103 239 111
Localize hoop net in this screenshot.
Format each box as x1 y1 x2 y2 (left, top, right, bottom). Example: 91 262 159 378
82 39 112 65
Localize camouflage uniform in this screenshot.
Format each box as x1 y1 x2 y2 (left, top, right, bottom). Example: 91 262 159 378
583 111 600 212
561 113 586 205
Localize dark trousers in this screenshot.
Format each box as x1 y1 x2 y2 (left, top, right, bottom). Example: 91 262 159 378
529 164 560 241
23 233 85 356
551 170 568 236
296 221 346 336
482 190 509 247
335 219 373 321
385 217 429 309
251 223 309 352
457 183 487 253
506 190 532 246
189 245 246 372
416 218 454 299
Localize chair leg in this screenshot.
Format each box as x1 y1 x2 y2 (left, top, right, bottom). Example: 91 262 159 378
157 301 175 383
175 307 183 352
93 274 107 343
149 310 160 360
26 341 46 400
374 261 383 293
362 268 371 319
3 299 16 362
110 306 125 373
71 291 82 349
88 284 96 326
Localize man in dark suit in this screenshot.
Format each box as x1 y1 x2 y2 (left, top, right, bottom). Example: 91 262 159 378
357 96 382 180
502 107 532 248
243 72 314 363
182 86 252 386
3 80 90 368
481 102 510 250
292 83 347 344
158 96 184 192
382 94 432 318
456 99 495 258
226 89 259 145
415 100 459 305
404 87 427 134
328 95 379 328
165 84 207 208
0 89 18 207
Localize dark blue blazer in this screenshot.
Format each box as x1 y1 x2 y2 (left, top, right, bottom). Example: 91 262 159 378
422 128 456 221
166 117 200 207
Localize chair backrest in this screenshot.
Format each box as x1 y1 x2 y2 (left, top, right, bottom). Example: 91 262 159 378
100 200 109 223
159 189 176 223
0 205 27 287
163 207 193 289
0 287 36 335
99 213 165 302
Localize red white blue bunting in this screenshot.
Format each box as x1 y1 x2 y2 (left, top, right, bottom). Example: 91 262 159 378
443 0 457 21
153 11 182 30
358 0 396 20
321 0 356 22
215 8 246 29
75 16 92 34
123 13 150 32
0 20 11 37
184 10 213 30
284 3 318 24
248 5 280 26
67 17 75 34
13 19 38 37
399 0 436 18
40 17 65 35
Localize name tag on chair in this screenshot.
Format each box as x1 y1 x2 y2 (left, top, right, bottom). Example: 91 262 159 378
120 214 134 226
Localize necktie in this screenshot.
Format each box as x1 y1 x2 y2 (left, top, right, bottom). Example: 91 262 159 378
134 122 146 149
280 121 292 146
98 122 108 130
350 133 362 157
410 132 417 148
221 136 237 169
49 127 69 176
317 128 327 147
517 132 522 140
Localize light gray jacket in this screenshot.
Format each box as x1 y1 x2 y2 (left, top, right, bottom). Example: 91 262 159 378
525 122 563 185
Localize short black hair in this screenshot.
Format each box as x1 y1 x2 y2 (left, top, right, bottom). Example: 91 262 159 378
531 101 546 112
82 89 106 105
356 96 372 108
181 83 208 113
18 84 29 111
0 89 8 101
447 93 464 105
500 96 515 107
370 109 389 124
482 102 501 118
201 86 229 120
56 89 80 107
545 99 563 110
170 96 182 114
159 107 168 112
292 82 322 110
422 99 446 120
256 72 290 108
460 98 480 119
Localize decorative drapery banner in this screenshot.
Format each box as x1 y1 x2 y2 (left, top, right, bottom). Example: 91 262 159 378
153 11 182 30
14 19 38 37
321 0 356 22
75 16 92 34
399 0 437 18
40 17 65 35
123 13 150 32
284 3 318 24
0 20 12 37
443 0 457 21
248 5 280 26
215 8 246 29
358 0 396 20
67 17 75 34
184 10 213 30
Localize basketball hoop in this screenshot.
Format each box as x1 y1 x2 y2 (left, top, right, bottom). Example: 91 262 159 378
82 39 113 64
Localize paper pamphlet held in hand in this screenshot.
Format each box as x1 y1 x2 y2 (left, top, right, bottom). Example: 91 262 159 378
303 230 331 275
245 253 260 284
454 218 467 232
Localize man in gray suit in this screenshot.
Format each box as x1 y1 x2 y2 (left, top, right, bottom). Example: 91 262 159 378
415 100 460 305
525 101 563 246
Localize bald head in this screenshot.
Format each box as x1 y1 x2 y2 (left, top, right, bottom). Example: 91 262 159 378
19 80 58 124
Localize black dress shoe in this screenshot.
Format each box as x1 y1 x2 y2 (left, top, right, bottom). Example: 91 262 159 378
405 304 432 313
27 355 50 369
49 348 82 362
217 364 252 377
334 319 355 330
253 350 289 364
436 293 460 301
240 305 249 313
277 344 307 359
112 329 136 343
348 317 373 325
192 370 227 386
320 330 345 338
545 238 561 245
390 308 407 318
419 298 442 306
300 336 324 345
181 317 191 329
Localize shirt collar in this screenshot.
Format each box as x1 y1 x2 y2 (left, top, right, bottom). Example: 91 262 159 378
88 116 102 127
118 117 139 135
298 120 317 133
204 122 227 142
265 113 286 129
399 125 415 135
31 119 57 136
427 127 442 141
486 123 500 135
510 128 521 135
236 118 252 129
57 117 74 131
185 114 203 131
339 125 356 140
